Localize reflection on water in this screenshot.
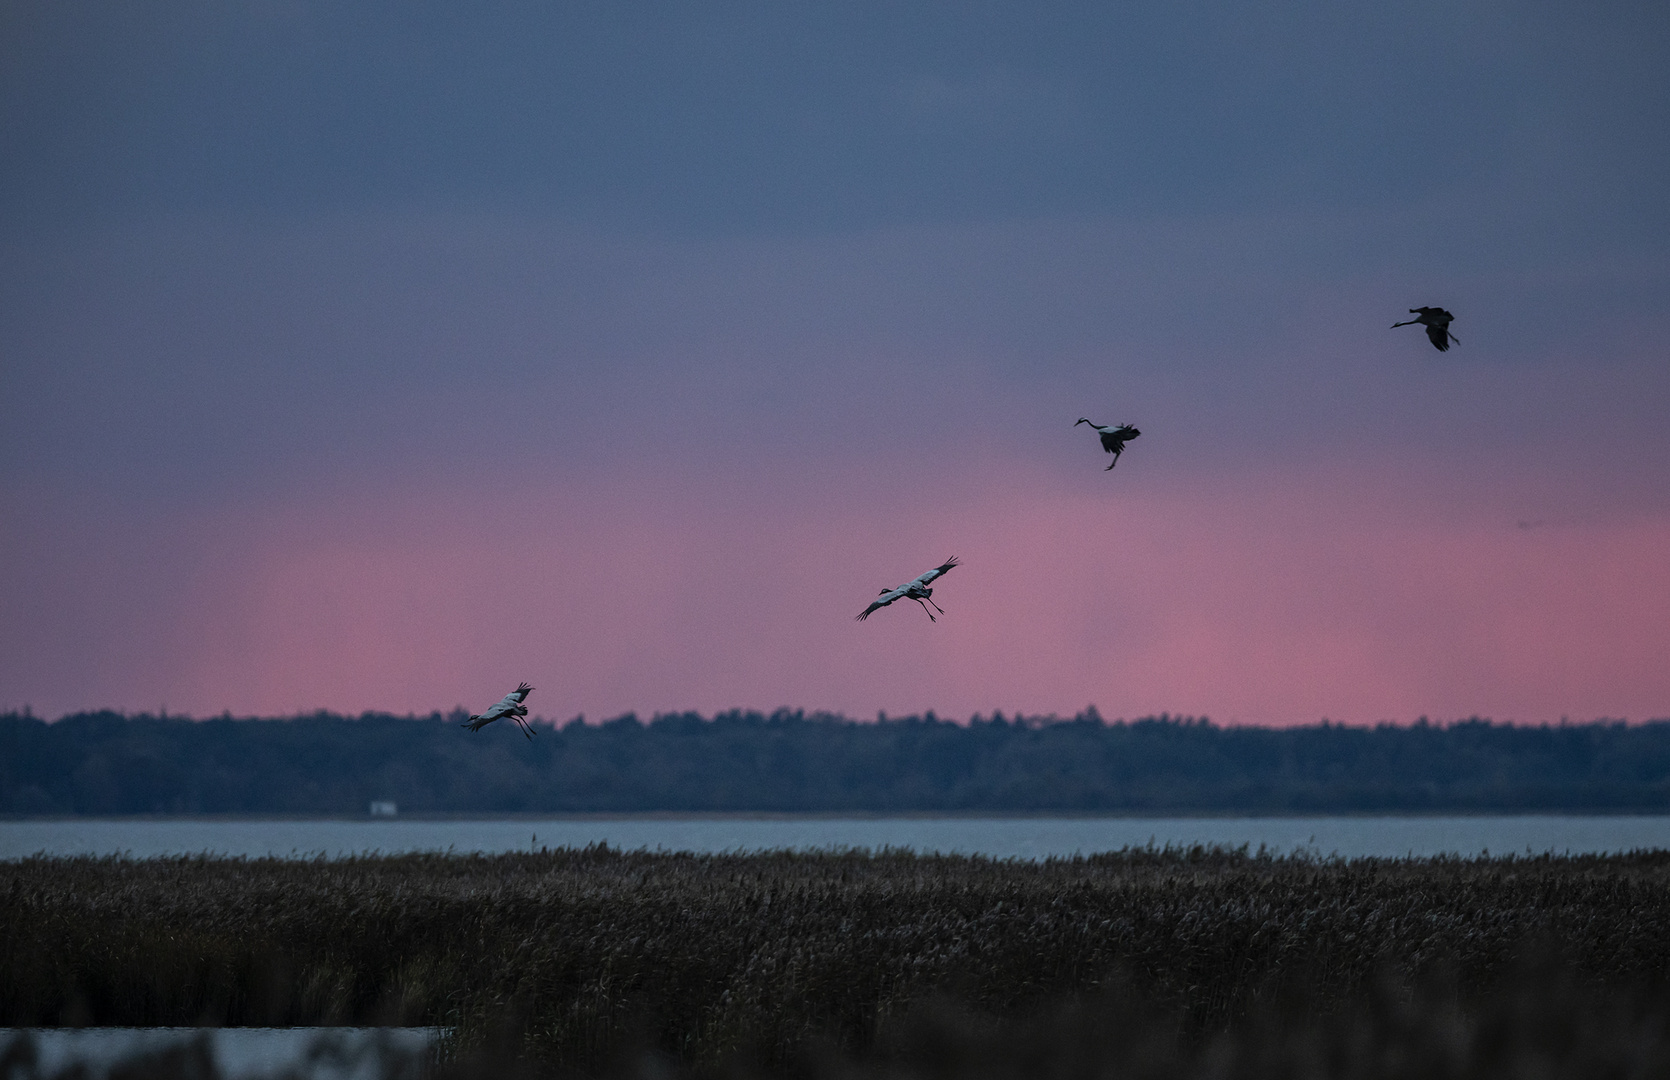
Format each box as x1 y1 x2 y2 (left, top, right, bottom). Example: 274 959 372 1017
4 815 1670 861
0 1028 439 1080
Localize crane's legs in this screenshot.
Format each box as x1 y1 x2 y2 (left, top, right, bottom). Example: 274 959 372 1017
913 598 938 622
926 597 946 615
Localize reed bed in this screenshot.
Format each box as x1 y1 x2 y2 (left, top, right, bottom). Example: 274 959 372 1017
4 845 1669 1074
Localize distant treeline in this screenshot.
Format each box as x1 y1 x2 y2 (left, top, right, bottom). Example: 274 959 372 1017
3 709 1669 815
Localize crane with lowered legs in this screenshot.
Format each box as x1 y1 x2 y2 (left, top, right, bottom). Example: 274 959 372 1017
1075 418 1141 470
856 557 960 623
1391 307 1459 351
464 683 536 739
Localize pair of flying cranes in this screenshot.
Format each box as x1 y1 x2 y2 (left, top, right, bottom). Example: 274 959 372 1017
464 306 1458 737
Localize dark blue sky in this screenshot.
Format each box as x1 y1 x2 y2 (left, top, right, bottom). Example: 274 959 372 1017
6 1 1666 233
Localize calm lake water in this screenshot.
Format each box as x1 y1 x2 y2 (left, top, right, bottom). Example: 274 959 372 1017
0 1028 438 1079
4 815 1670 861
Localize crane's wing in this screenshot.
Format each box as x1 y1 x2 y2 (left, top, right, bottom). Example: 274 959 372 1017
857 588 905 621
488 684 533 711
911 557 959 589
1425 324 1451 351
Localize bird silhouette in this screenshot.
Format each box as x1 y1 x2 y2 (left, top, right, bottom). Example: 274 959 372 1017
1391 307 1459 351
856 557 960 623
1075 418 1141 470
464 683 536 739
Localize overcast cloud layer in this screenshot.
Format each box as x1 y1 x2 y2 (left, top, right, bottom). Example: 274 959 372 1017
2 0 1667 723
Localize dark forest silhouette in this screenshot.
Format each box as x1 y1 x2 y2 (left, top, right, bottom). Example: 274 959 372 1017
3 710 1668 816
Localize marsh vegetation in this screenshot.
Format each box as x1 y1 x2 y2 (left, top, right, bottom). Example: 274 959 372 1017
4 846 1669 1075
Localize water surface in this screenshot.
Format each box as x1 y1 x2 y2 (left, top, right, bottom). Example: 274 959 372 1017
0 1028 438 1079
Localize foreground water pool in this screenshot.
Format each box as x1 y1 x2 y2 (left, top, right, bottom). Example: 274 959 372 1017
0 1028 440 1079
4 814 1669 861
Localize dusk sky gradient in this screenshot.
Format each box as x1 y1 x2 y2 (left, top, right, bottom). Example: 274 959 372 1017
3 0 1668 724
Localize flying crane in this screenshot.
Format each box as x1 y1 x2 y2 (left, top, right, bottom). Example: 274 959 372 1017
856 557 960 623
464 682 536 739
1391 307 1459 351
1075 418 1142 470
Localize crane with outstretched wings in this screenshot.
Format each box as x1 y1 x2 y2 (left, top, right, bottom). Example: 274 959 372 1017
464 683 536 739
857 558 960 623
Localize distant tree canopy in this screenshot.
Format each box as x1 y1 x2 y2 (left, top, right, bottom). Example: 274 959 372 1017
3 710 1669 816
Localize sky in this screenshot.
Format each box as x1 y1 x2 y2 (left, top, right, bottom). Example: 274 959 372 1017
2 0 1668 725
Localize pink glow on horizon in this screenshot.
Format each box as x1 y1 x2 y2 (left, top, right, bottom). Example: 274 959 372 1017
9 462 1664 726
